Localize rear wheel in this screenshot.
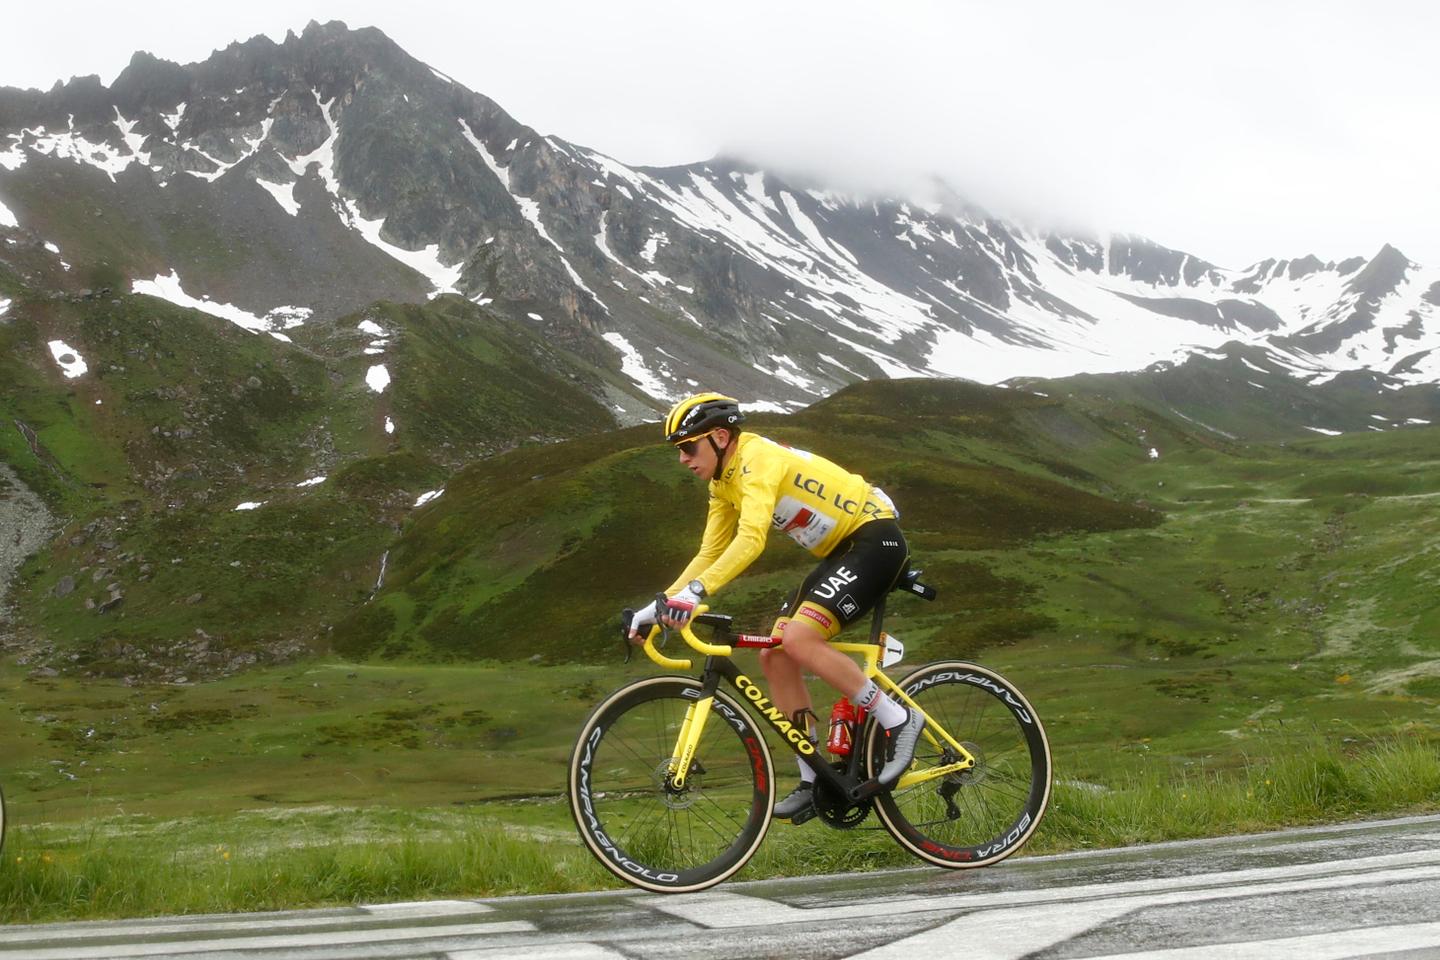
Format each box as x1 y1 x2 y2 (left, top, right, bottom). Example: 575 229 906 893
867 660 1050 868
569 676 774 892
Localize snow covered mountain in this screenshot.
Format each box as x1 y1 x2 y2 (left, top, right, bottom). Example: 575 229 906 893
2 21 1437 423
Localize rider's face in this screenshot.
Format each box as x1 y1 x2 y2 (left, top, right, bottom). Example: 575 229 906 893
677 429 730 481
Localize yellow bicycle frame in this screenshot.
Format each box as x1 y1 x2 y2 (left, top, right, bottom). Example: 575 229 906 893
639 605 976 791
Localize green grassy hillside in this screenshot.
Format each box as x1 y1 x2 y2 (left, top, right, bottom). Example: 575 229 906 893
337 379 1172 662
1 278 628 678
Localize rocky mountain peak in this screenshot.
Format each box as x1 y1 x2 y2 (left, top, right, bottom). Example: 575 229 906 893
1 21 1437 409
1345 243 1414 300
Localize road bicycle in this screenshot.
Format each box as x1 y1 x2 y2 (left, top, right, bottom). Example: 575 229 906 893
568 567 1052 893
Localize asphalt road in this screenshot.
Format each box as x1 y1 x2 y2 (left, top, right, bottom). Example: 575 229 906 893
4 814 1440 959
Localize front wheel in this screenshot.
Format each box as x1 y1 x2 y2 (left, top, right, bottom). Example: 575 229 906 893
568 676 775 893
867 660 1051 868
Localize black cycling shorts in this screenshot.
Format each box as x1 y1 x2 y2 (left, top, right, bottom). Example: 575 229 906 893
775 518 908 639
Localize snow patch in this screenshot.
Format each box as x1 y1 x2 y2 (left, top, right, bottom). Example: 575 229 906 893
234 501 266 511
131 270 304 341
365 364 391 393
47 340 87 378
255 178 300 216
0 132 25 171
0 197 19 227
603 331 672 399
384 417 395 434
414 488 444 507
742 399 799 414
1304 426 1344 436
10 115 149 182
641 232 667 263
754 354 816 392
296 476 327 488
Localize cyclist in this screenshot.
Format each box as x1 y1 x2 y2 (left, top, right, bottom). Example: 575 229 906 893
628 392 923 819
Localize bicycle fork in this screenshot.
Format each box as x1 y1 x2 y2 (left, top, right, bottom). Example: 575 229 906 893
669 692 713 790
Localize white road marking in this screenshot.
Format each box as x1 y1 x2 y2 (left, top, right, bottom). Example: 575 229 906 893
851 900 1142 959
1 921 536 959
1078 920 1440 959
839 865 1440 957
0 913 360 943
0 902 509 945
448 945 631 960
362 900 496 916
636 849 1440 927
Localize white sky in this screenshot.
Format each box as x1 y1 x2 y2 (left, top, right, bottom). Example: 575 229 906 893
7 0 1438 270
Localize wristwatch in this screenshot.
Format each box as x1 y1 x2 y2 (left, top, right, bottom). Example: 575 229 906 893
688 580 707 598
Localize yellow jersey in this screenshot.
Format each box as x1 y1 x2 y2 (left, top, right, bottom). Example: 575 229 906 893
666 432 898 596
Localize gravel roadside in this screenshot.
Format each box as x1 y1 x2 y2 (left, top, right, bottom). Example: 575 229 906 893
0 460 58 637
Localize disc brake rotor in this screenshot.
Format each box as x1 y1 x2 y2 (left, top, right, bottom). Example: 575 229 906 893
654 758 705 810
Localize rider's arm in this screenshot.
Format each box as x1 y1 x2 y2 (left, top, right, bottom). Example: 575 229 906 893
664 495 737 595
669 454 784 596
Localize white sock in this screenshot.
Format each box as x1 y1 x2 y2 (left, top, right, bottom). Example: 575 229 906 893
854 679 907 729
797 757 816 784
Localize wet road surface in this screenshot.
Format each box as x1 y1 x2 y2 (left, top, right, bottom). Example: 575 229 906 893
3 813 1439 958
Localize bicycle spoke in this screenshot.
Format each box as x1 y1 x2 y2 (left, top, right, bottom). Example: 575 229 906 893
872 661 1050 869
571 678 773 892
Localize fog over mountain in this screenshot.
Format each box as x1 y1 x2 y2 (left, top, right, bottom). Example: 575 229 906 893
7 2 1439 270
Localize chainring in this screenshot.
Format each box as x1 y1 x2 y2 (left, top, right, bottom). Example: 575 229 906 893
813 766 872 829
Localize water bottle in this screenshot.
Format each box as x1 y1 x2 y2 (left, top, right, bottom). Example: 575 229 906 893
827 697 856 756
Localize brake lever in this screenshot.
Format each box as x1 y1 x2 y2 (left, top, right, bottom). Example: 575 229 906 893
650 592 670 645
620 608 634 664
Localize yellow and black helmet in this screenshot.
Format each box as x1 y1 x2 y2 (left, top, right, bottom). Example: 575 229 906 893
663 392 745 444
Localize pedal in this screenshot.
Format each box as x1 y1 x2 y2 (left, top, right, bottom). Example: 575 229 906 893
787 806 817 826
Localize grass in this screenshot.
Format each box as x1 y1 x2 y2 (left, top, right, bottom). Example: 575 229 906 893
1 733 1435 922
0 806 611 923
1039 732 1440 851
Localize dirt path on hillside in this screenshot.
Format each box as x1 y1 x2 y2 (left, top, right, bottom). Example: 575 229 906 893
0 459 58 638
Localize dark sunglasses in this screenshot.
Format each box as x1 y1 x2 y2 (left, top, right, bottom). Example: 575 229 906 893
675 430 718 456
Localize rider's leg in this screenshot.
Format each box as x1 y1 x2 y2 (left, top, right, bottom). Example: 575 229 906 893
767 610 923 786
763 617 864 819
766 615 903 725
760 617 865 714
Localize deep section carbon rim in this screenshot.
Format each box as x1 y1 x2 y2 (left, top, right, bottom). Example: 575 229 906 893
568 676 774 892
868 660 1051 868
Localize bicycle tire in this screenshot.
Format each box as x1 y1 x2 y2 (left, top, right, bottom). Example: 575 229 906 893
569 675 775 893
0 782 5 859
867 660 1051 868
